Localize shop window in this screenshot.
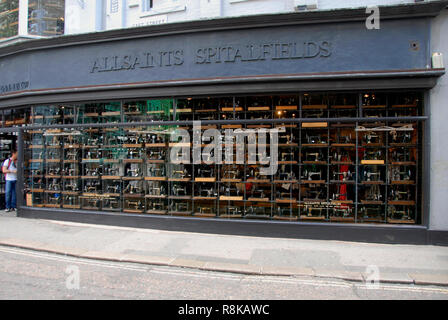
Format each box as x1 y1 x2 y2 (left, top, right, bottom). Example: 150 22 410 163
28 0 65 36
22 92 424 225
0 0 19 39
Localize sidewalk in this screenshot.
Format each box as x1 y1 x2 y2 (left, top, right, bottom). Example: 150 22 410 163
1 212 448 286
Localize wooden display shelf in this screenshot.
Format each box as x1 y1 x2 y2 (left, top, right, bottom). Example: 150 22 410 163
168 196 191 200
123 194 144 198
81 193 101 197
170 211 193 216
46 145 61 149
145 143 166 148
83 113 99 117
388 200 416 206
275 105 298 111
44 204 61 208
196 109 219 113
170 108 192 113
45 175 61 179
64 144 80 149
193 197 217 200
391 180 415 185
219 196 243 201
221 124 242 129
30 145 44 149
101 176 122 180
246 179 271 183
122 176 144 181
145 177 167 181
278 161 298 165
103 159 120 163
300 215 326 220
247 197 270 202
390 104 417 108
361 160 385 165
29 159 44 163
30 189 44 193
330 180 355 184
275 124 297 128
273 180 298 184
301 143 329 147
194 177 216 182
81 176 100 179
123 209 144 214
123 144 143 148
330 216 355 222
302 105 327 110
362 105 386 109
248 106 270 111
391 161 416 166
146 210 168 215
275 199 297 204
145 194 167 199
302 122 328 128
389 143 416 147
273 215 298 221
63 160 78 163
331 200 354 205
331 143 356 147
221 107 243 112
194 213 216 218
331 161 354 165
387 218 415 224
303 161 327 165
278 143 299 147
168 142 191 147
46 159 61 163
101 111 121 116
61 191 80 195
219 214 243 219
301 180 326 184
331 105 357 109
63 205 81 209
360 200 383 205
247 124 272 129
168 178 191 182
220 179 242 183
361 181 384 185
146 159 165 164
123 159 144 163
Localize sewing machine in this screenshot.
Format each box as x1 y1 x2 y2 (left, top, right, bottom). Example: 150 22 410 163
86 150 101 159
124 105 141 113
333 171 352 181
363 132 381 144
303 170 322 181
390 131 412 144
170 202 190 212
333 206 352 218
147 150 165 160
148 134 164 144
391 149 411 162
390 167 412 181
225 206 242 215
246 206 268 216
279 133 294 145
220 185 240 196
85 167 101 176
306 152 323 162
332 151 351 162
151 201 166 211
363 170 381 182
281 152 295 162
197 167 214 177
306 134 325 144
172 184 187 196
365 185 382 201
250 187 266 199
104 166 120 176
223 169 239 180
103 198 120 210
127 148 142 159
126 167 141 177
64 196 77 206
172 168 189 179
198 206 214 215
198 187 216 198
125 200 143 210
360 206 382 219
148 184 165 196
65 182 79 191
65 150 78 160
388 206 412 220
278 171 295 181
390 188 411 201
364 150 382 161
337 134 352 144
148 166 165 177
124 184 142 194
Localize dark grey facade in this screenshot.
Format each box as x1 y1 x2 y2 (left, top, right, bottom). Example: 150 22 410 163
1 1 447 245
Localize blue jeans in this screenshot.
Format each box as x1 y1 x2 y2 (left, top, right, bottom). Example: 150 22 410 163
5 180 16 209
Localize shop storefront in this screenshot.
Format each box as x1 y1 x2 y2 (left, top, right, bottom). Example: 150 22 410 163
1 2 447 244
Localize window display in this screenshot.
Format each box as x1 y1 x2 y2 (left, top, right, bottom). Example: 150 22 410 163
22 92 424 225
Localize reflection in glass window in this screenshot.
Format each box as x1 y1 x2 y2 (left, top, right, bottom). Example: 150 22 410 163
0 0 19 39
28 0 65 36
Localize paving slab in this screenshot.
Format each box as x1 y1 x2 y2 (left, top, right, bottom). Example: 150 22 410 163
203 262 262 275
410 273 448 286
261 265 315 277
120 253 175 266
169 258 207 269
314 269 364 282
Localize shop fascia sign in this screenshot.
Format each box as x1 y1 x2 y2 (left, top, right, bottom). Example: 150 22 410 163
89 40 332 73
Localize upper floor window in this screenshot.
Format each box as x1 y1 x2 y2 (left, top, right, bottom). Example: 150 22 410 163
142 0 154 11
110 0 119 13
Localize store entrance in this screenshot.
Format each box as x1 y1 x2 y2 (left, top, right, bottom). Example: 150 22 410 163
0 133 17 209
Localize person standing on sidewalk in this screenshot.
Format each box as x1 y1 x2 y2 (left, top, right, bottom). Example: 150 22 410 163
2 150 17 212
